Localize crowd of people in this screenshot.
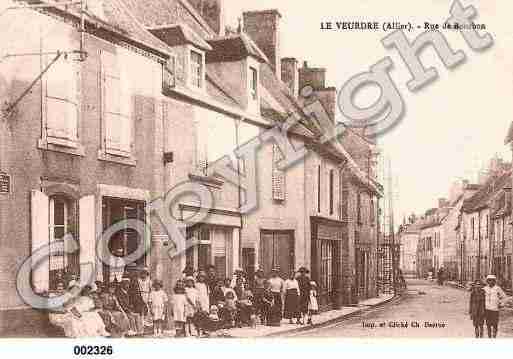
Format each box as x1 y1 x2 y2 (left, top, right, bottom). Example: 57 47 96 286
47 265 321 338
171 265 319 337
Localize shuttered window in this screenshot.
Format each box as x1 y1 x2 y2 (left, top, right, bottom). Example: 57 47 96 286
272 144 285 201
101 50 132 154
44 54 79 142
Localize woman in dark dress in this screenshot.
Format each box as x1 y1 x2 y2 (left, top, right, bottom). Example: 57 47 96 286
296 267 311 325
252 269 266 324
268 269 284 326
283 271 301 324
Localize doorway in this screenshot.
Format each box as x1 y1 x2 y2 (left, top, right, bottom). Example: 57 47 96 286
259 230 295 279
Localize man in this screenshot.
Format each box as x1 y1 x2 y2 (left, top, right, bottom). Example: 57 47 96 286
117 278 144 336
130 267 151 328
483 274 506 338
206 264 218 304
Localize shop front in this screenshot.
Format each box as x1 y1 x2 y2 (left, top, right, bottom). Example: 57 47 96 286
310 217 346 310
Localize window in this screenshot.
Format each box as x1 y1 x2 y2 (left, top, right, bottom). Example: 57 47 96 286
471 217 475 241
43 53 79 144
49 195 79 290
101 50 133 155
250 66 258 100
329 169 334 215
190 50 204 89
272 144 285 201
317 165 321 213
370 198 375 224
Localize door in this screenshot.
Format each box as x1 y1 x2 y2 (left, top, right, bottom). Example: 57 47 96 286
260 230 294 278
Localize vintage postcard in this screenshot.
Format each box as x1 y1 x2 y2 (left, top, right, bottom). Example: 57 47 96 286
0 0 512 352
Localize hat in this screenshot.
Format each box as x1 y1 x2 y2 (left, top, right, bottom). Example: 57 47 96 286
121 277 131 283
486 274 497 280
298 267 310 274
185 276 195 282
309 281 317 287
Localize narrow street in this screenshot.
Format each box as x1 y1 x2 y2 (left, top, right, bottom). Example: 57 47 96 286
289 279 513 338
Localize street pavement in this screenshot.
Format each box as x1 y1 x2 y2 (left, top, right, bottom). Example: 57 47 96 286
288 279 513 338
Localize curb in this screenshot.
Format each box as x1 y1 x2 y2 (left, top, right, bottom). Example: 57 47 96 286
261 294 402 338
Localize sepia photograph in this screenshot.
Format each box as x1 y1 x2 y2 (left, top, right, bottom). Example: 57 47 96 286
0 0 512 353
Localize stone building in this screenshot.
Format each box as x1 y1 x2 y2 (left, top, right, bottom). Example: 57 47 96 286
0 0 383 334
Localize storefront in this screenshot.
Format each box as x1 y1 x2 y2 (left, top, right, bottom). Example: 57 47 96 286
310 217 345 309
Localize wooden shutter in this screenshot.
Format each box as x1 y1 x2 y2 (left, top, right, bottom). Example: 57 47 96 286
102 50 132 153
79 195 96 281
272 144 285 200
31 190 49 293
45 54 78 140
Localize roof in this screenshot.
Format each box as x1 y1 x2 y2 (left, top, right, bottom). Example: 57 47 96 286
149 24 212 51
207 33 269 63
462 170 512 213
96 0 172 57
123 0 216 37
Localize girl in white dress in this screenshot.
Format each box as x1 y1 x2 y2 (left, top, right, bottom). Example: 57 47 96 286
149 280 168 337
307 281 319 325
184 276 200 336
171 282 187 337
195 272 210 312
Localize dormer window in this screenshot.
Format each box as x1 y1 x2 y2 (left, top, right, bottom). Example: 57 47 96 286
250 66 258 100
190 49 204 89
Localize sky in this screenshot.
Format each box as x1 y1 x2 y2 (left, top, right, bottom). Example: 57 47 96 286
224 0 513 223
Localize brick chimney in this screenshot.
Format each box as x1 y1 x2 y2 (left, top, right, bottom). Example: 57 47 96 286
243 9 281 76
281 57 299 98
299 61 326 90
299 61 336 122
187 0 226 36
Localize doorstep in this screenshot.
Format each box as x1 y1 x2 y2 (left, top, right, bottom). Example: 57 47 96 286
226 293 396 338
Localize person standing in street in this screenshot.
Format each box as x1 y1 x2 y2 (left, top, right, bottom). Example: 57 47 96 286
268 269 284 326
297 267 311 325
483 274 506 338
283 271 301 324
469 279 486 338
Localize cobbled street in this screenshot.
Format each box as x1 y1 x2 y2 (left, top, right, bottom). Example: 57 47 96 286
289 279 513 338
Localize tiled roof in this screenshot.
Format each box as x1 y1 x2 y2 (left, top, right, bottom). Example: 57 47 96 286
149 24 212 51
205 71 242 108
123 0 215 36
206 33 269 63
98 0 172 57
462 170 512 212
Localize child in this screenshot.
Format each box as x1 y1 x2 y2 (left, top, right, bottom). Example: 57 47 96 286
184 276 200 336
224 290 237 328
307 281 319 325
149 279 168 337
261 280 274 326
171 282 187 337
469 279 486 338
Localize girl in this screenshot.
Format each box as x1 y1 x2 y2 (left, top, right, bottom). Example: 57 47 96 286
283 271 301 324
184 276 200 336
469 279 486 338
195 272 210 313
171 282 187 337
149 279 168 337
307 281 319 325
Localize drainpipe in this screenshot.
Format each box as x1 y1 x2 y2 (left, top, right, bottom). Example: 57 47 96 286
477 211 482 280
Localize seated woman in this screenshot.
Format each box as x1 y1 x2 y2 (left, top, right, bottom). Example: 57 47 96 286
101 283 130 336
49 284 109 338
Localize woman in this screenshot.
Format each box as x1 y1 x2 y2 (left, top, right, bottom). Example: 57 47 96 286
252 268 266 324
50 285 108 338
283 271 301 324
297 267 311 325
268 269 284 326
469 279 486 338
101 283 130 335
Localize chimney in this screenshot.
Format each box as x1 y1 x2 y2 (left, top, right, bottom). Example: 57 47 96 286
299 61 326 90
281 57 299 98
187 0 226 36
243 9 282 76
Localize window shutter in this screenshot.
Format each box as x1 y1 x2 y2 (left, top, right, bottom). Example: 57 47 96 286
31 190 49 293
272 145 285 200
45 55 78 140
79 195 96 281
